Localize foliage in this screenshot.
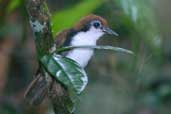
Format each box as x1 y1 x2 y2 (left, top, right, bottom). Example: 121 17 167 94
56 45 134 55
41 53 88 94
6 0 22 13
41 45 133 95
116 0 162 54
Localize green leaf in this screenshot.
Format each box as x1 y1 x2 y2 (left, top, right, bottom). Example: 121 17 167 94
51 0 104 36
115 0 162 54
41 54 88 94
7 0 22 13
56 45 134 55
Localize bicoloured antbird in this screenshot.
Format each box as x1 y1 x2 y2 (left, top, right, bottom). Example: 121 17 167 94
24 14 118 114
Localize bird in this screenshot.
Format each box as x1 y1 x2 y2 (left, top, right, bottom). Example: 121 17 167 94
24 14 118 114
55 14 118 68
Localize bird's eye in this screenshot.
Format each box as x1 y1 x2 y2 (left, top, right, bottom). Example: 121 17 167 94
93 21 101 28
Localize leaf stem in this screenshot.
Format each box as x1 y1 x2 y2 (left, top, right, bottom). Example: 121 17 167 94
55 45 134 55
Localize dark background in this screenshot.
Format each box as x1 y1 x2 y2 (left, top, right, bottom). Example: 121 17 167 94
0 0 171 114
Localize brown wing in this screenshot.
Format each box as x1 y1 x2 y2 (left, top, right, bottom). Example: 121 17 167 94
55 29 71 48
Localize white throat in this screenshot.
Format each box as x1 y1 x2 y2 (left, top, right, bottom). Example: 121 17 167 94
66 27 104 67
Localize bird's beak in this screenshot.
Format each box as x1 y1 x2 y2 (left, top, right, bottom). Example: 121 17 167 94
102 27 119 36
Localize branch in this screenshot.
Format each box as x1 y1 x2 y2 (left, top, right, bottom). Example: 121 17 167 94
25 1 73 114
26 0 54 57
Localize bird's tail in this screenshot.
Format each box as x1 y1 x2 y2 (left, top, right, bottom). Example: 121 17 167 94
24 70 74 114
24 71 48 105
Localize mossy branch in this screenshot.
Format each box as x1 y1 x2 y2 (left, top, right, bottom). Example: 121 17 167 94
25 1 72 114
26 0 54 57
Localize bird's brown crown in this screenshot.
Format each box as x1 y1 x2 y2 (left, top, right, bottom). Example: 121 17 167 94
55 14 109 47
74 14 108 30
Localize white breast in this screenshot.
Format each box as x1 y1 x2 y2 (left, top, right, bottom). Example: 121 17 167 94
66 28 104 67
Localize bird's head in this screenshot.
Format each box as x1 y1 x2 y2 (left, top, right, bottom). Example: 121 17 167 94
74 14 118 39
